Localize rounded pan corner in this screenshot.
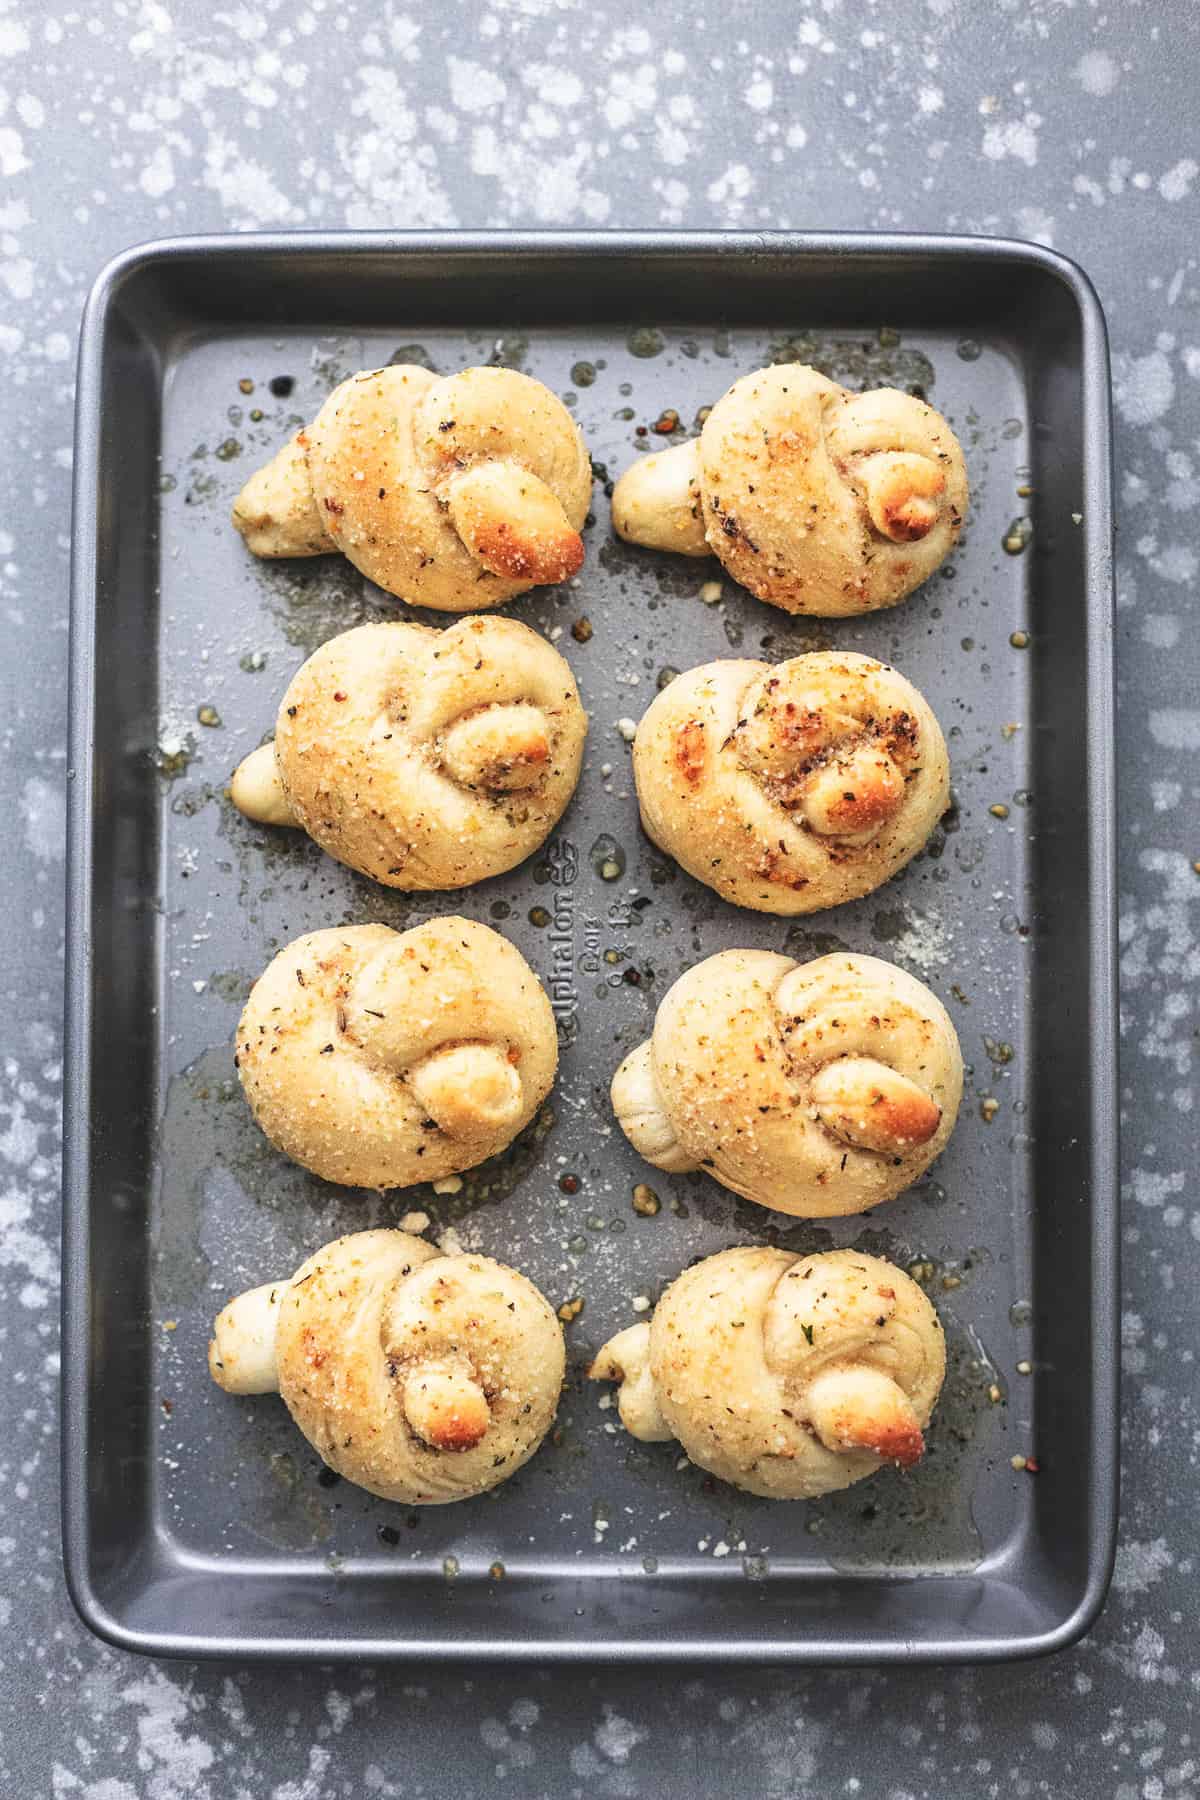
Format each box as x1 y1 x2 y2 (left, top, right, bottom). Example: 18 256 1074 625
969 233 1109 327
979 1493 1120 1666
61 1537 153 1662
60 1539 237 1665
1010 1565 1117 1663
80 234 187 330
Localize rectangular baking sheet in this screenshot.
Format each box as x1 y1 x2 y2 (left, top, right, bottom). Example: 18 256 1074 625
63 231 1117 1662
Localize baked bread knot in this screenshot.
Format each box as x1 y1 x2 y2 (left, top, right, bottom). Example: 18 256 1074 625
633 650 948 915
230 616 586 890
209 1229 564 1504
612 362 967 615
233 364 592 610
589 1246 945 1499
236 919 557 1189
611 949 962 1217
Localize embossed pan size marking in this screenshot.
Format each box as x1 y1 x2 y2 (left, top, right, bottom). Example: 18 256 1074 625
63 232 1117 1663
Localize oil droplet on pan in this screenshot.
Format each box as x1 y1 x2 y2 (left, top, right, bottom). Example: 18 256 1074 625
627 327 665 359
591 834 626 880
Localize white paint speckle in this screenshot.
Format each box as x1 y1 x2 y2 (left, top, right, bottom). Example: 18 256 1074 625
0 1182 58 1291
522 63 583 109
1142 615 1180 649
594 1710 645 1766
340 68 455 229
602 62 656 132
140 143 176 198
744 74 773 113
1129 1622 1169 1683
121 1671 216 1792
1113 349 1175 427
447 56 507 114
1158 158 1198 203
1074 50 1119 96
0 127 29 178
1114 1536 1173 1594
706 161 754 220
203 133 299 226
1148 711 1200 751
1150 543 1198 585
20 776 64 863
981 112 1040 168
1013 203 1055 247
1130 1168 1185 1211
469 125 608 224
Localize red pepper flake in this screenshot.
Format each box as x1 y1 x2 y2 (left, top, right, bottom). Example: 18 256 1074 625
652 408 680 434
1024 1456 1040 1475
559 1173 579 1194
333 691 347 702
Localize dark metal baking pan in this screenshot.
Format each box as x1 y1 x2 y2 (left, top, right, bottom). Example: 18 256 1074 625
64 231 1117 1662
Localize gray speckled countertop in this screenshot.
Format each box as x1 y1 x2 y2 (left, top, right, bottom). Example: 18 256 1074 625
1 2 1196 1794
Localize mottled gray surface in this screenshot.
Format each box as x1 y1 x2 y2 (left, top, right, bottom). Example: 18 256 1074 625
1 1 1195 1794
